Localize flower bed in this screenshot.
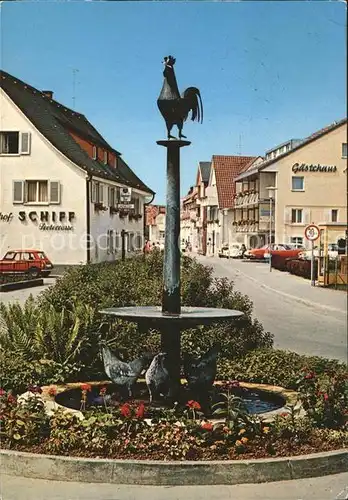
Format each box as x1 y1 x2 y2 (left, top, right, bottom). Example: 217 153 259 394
1 369 347 462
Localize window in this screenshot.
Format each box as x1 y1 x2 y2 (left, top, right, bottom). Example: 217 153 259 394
0 132 31 154
342 143 347 158
91 181 104 203
291 237 303 247
331 209 338 223
104 151 108 164
292 176 304 191
13 180 61 204
291 209 303 223
0 132 19 154
92 146 97 160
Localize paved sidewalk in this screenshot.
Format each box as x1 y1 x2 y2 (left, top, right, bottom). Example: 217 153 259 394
1 472 348 500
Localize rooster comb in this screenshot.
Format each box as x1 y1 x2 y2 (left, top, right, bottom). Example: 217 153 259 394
164 55 176 66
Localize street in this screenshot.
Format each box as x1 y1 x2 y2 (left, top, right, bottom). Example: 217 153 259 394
1 472 348 500
197 256 347 363
0 277 56 306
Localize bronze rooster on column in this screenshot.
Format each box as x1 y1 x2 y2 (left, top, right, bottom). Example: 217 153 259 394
157 55 203 140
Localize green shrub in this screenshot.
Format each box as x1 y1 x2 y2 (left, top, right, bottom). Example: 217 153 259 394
34 253 273 378
217 349 347 389
297 369 348 429
0 351 78 394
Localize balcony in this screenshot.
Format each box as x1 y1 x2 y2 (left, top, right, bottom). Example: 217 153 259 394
232 220 259 233
234 191 259 207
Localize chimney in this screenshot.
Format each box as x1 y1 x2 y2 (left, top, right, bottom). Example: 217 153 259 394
42 90 53 99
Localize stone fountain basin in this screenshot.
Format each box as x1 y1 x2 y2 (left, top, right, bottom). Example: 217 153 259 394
38 380 298 423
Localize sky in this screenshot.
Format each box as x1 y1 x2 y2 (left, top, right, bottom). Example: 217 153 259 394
0 1 346 204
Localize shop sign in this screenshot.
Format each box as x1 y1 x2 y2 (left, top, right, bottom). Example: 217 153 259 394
292 163 337 174
18 211 75 231
0 212 13 223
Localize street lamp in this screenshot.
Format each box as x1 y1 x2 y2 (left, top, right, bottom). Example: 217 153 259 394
266 186 277 272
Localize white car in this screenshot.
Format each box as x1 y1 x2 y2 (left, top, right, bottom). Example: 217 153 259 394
298 244 338 260
218 243 245 259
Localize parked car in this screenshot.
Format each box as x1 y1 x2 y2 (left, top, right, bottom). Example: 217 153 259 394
244 244 303 260
298 244 338 261
218 243 245 259
0 249 53 278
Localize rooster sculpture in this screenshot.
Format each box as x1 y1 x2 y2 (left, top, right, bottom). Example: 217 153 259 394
183 343 220 411
100 342 153 400
157 55 203 140
145 352 170 403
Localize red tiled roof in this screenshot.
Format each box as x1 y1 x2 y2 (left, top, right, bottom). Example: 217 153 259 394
211 155 257 209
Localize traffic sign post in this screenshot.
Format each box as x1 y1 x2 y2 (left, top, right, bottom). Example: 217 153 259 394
304 224 320 287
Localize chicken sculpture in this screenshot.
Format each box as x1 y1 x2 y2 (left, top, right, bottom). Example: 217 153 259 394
183 343 220 407
145 352 170 403
157 55 203 140
100 342 153 400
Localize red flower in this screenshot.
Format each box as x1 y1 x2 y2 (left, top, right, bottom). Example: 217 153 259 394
99 386 107 396
136 402 145 419
304 372 315 380
280 412 289 418
80 383 92 392
0 388 6 397
48 386 57 397
186 400 201 410
120 403 131 418
323 393 329 401
201 422 213 431
7 394 17 405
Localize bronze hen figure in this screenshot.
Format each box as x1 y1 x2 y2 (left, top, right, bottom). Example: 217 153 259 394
157 55 203 140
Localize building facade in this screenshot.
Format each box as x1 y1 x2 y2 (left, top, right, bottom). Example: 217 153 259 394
232 119 347 249
0 71 154 265
145 204 166 246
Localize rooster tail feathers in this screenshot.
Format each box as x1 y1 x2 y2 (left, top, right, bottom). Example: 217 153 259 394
181 87 203 124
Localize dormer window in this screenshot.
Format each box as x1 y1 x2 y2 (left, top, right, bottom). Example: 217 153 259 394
104 151 108 164
92 145 97 160
114 156 117 168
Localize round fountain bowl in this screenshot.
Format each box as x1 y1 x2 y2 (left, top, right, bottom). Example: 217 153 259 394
99 306 244 328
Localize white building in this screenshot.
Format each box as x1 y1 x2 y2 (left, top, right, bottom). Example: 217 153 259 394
0 70 154 265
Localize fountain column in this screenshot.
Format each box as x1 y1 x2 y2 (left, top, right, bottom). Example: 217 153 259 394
157 139 190 398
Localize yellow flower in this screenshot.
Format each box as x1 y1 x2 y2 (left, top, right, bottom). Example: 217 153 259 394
238 428 246 435
241 437 248 444
235 440 242 447
263 427 270 434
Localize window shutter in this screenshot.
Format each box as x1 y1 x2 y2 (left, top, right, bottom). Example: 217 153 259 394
90 182 96 203
49 181 60 204
13 180 24 203
99 184 104 203
108 186 112 207
284 207 291 224
20 132 31 154
303 209 311 224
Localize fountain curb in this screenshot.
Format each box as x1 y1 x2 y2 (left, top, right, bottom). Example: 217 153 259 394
1 448 347 485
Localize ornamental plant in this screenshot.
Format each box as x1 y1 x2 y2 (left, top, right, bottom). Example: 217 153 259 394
297 369 348 429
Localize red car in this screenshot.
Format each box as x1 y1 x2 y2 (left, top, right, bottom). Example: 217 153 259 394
0 249 53 278
244 244 303 260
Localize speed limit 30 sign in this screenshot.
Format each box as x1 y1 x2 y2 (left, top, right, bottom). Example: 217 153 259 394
304 224 320 241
